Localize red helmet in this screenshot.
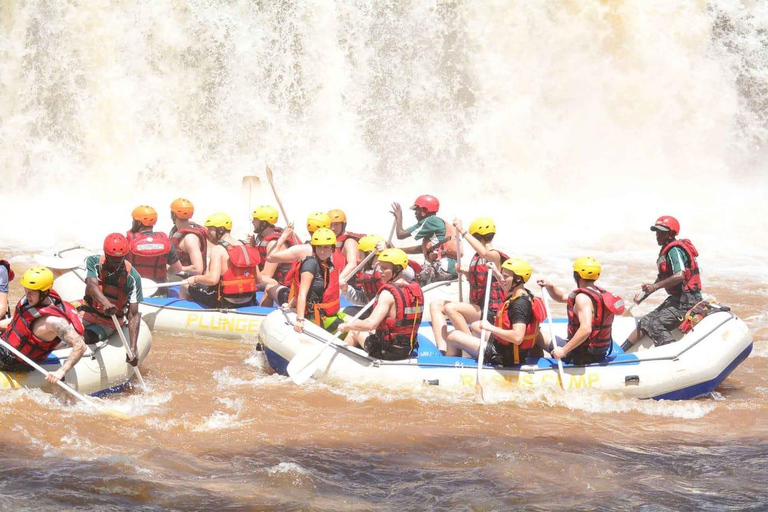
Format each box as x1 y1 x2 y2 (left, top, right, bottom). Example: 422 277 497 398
104 233 130 257
650 216 680 236
410 195 440 213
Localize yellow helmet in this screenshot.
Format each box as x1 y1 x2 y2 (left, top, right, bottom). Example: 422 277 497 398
170 198 194 219
252 205 279 225
21 266 54 292
306 212 331 234
311 227 337 246
469 217 496 236
327 209 347 224
377 248 409 270
132 205 158 227
204 212 232 230
573 256 601 280
501 258 532 283
358 234 386 253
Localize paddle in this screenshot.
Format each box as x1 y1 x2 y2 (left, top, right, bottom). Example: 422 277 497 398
541 286 565 389
387 219 396 245
287 298 377 385
265 165 302 245
111 315 146 390
0 336 128 417
623 290 649 317
456 231 463 302
34 254 86 270
340 251 377 285
474 267 494 402
141 278 189 297
241 175 262 216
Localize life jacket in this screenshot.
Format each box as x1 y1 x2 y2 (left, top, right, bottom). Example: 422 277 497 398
2 289 85 363
253 227 294 284
467 250 510 314
408 259 422 275
566 285 625 357
0 259 14 282
170 223 209 272
490 291 546 365
350 267 385 300
419 216 458 261
126 230 172 282
657 239 701 294
332 231 364 272
287 257 340 325
82 257 133 322
218 241 260 300
336 231 363 250
375 280 424 354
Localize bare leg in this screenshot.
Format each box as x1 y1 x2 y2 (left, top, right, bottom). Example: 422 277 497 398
430 300 449 352
445 329 482 358
445 302 481 335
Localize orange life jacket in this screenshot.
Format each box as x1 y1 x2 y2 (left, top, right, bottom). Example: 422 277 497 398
375 280 424 354
490 291 546 364
420 216 458 260
2 289 84 363
218 241 260 300
170 223 208 272
287 257 340 325
126 230 172 282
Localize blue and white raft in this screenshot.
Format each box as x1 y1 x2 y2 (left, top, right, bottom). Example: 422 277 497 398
0 320 152 396
259 308 753 400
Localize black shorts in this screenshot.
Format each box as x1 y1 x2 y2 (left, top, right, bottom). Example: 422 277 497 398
0 344 31 372
364 334 416 361
485 339 529 367
188 284 256 309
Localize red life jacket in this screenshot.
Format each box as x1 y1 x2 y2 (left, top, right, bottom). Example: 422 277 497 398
287 257 340 325
83 257 133 321
254 228 294 284
408 259 422 275
333 231 364 272
336 231 363 250
490 291 546 364
350 267 385 300
2 290 84 363
331 251 347 275
218 241 260 300
375 280 424 353
566 285 624 356
126 230 172 282
657 239 702 294
170 223 208 272
467 250 510 314
0 259 14 282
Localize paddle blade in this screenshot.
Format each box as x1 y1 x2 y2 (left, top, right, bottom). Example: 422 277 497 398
35 254 86 270
286 346 327 385
141 278 159 297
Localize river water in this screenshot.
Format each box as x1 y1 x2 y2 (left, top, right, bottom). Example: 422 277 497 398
1 1 767 510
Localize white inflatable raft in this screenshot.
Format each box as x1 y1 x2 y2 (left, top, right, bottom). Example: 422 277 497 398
259 308 753 400
1 319 153 396
52 268 461 342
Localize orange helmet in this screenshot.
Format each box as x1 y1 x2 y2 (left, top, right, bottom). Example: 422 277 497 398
171 198 194 219
132 205 157 227
328 209 347 224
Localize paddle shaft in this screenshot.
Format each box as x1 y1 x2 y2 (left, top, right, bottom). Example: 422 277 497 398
456 231 463 302
111 315 146 389
387 219 396 245
0 337 100 406
541 286 565 389
624 290 650 316
266 165 302 245
475 267 494 400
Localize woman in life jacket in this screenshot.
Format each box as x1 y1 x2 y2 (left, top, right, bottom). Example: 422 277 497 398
342 234 387 306
327 209 364 282
0 267 87 380
289 227 343 334
169 198 208 276
445 258 546 366
249 205 295 299
430 217 508 353
182 213 275 309
126 205 182 289
339 248 424 361
537 257 625 365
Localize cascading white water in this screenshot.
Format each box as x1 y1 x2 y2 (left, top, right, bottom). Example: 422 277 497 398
0 1 766 265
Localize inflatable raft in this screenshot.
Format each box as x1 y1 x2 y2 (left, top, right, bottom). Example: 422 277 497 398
259 308 753 400
52 268 460 341
0 319 153 396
